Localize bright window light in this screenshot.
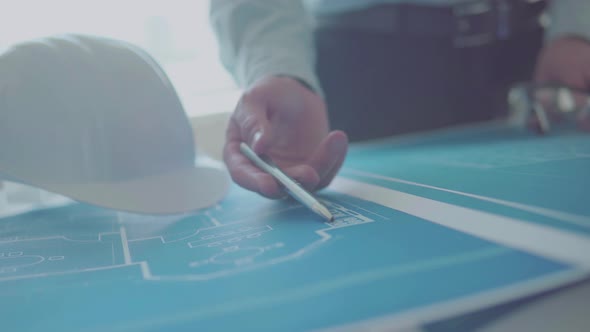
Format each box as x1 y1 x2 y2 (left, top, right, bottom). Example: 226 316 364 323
0 0 240 117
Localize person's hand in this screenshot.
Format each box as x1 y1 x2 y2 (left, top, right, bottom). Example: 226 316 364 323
534 36 590 131
224 76 348 198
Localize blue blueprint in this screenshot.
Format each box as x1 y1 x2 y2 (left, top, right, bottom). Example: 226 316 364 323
343 124 590 234
1 124 589 331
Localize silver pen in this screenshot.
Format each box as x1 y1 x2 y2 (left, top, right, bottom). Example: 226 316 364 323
239 142 334 222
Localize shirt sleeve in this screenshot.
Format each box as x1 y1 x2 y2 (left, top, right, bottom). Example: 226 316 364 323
209 0 322 95
546 0 590 42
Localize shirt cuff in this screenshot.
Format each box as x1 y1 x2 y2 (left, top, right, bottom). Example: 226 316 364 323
235 52 324 98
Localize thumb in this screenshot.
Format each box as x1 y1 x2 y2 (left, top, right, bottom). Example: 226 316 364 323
250 127 274 155
234 95 273 154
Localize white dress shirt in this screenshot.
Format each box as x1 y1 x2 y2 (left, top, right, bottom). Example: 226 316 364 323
210 0 590 94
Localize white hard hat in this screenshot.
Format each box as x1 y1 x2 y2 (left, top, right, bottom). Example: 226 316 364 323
0 34 229 214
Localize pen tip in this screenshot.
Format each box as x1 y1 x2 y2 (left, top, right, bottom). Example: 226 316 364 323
329 216 334 222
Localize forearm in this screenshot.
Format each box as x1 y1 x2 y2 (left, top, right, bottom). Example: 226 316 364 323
210 0 322 94
546 0 590 41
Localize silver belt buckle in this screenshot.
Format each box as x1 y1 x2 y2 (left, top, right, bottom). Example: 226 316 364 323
452 0 497 48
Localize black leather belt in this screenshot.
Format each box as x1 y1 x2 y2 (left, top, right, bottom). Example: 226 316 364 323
313 0 547 47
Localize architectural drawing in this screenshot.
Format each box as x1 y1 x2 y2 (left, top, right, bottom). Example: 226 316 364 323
0 190 379 283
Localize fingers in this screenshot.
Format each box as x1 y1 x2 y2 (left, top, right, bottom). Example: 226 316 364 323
224 92 284 197
223 77 339 197
233 93 273 155
282 164 321 192
223 144 319 198
224 118 346 197
224 141 283 198
307 130 349 189
533 37 590 134
224 119 282 198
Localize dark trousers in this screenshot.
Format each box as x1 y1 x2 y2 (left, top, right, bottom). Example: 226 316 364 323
314 12 544 141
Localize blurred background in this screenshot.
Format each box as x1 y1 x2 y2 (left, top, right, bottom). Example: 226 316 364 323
0 0 240 118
